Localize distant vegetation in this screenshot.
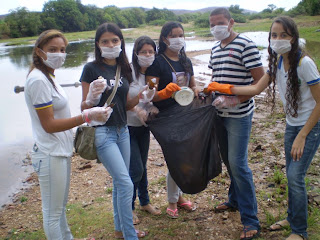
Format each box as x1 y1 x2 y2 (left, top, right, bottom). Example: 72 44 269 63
0 0 319 39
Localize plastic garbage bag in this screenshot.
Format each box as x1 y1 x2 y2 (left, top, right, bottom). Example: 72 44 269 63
147 97 223 194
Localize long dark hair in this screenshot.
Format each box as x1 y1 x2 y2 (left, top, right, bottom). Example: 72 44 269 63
267 16 302 117
132 36 156 79
158 21 192 75
29 29 68 91
94 23 132 83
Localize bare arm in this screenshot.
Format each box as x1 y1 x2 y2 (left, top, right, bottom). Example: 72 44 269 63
36 107 84 133
236 66 265 102
291 83 320 160
231 73 270 95
81 81 91 111
189 75 200 97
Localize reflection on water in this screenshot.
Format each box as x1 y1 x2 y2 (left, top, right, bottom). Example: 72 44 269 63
0 34 319 207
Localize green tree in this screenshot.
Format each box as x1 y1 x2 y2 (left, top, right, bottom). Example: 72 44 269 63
194 12 210 28
4 7 41 38
0 20 10 38
303 0 320 15
229 5 243 14
42 0 85 32
146 7 177 24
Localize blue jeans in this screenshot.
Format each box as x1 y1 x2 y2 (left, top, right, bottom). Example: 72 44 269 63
285 121 320 239
128 126 150 210
95 126 138 240
217 112 260 229
31 145 73 240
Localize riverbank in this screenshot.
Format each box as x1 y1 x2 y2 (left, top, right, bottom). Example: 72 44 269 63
0 50 320 240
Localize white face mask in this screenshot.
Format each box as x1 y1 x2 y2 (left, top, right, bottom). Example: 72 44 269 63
40 49 66 69
100 45 122 59
210 24 230 41
166 37 185 52
137 55 155 68
270 39 292 54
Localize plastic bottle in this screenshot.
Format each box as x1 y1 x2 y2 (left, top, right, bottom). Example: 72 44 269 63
148 78 156 89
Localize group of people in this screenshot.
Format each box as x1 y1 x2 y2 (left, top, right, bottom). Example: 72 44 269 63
24 6 319 240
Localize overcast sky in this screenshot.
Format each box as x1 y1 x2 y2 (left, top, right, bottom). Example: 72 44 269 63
0 0 302 15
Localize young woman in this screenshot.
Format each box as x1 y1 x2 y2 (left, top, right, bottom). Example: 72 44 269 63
127 36 161 225
24 29 110 240
208 16 320 240
80 23 147 239
146 21 199 218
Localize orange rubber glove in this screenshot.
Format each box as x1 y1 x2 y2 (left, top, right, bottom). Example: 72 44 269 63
157 82 181 99
207 82 234 95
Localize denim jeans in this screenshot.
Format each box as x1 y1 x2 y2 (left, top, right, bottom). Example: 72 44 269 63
285 121 320 239
128 126 150 210
95 125 138 240
216 112 260 229
31 145 73 240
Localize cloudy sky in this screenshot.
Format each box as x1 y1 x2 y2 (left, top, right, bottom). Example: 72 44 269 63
0 0 302 15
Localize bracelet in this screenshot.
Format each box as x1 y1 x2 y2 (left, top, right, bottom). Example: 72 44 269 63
84 111 91 123
81 112 85 122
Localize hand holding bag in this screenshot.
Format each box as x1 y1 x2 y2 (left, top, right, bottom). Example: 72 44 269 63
74 66 121 160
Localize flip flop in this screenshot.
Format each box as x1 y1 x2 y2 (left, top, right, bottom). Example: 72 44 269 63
214 201 238 213
140 204 161 215
285 234 306 240
132 211 140 225
177 200 196 211
166 208 179 219
115 229 148 239
269 219 289 231
240 225 261 240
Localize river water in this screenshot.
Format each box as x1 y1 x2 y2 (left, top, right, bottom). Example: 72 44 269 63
0 31 316 207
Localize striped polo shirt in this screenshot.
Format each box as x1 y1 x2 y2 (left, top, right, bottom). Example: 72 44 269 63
208 34 262 118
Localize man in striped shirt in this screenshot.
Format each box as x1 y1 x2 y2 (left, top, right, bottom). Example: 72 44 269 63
208 7 265 240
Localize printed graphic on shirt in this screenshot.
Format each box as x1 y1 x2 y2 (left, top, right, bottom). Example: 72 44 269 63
171 72 189 87
110 76 123 88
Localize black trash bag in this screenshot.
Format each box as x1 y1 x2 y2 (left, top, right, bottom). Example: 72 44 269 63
147 98 222 194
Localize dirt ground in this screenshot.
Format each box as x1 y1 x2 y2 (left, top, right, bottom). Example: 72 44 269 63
0 51 319 240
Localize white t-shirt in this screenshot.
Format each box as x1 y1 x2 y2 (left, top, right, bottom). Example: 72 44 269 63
127 70 148 127
24 68 73 157
276 56 320 126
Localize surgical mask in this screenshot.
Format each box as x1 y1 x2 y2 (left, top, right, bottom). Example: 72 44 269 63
210 24 230 41
166 37 185 52
137 54 155 68
100 45 122 59
270 39 292 54
40 49 66 69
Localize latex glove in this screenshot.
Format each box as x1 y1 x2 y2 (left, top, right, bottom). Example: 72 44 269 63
147 105 159 115
212 96 240 109
139 87 156 103
207 82 234 95
134 106 148 127
85 77 109 107
82 106 113 126
157 83 181 99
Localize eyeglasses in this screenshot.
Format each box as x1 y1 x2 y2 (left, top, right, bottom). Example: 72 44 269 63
138 50 155 55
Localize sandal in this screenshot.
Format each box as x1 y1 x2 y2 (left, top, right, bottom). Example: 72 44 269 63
132 211 140 225
141 204 161 215
214 201 238 213
177 200 196 211
166 208 179 219
285 234 306 240
269 219 289 231
115 229 148 239
240 225 261 240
